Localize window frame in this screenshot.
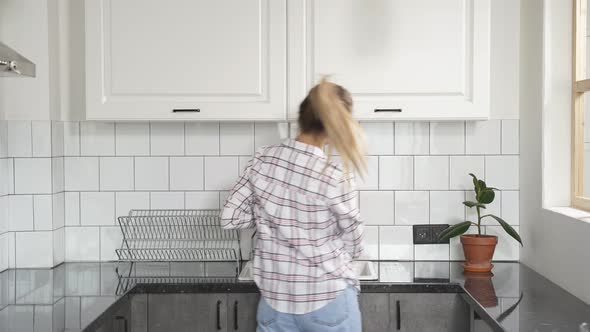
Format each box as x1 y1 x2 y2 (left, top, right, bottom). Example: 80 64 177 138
573 0 590 210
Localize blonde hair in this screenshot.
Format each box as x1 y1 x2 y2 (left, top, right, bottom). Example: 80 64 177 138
298 78 367 176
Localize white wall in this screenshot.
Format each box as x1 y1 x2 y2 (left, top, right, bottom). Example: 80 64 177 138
520 0 590 305
0 122 8 271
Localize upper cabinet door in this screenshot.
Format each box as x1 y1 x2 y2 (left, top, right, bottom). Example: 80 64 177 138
288 0 491 120
85 0 287 121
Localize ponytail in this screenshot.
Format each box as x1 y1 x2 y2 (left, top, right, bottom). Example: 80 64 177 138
300 77 367 177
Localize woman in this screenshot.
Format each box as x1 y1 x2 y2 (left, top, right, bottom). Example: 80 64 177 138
221 78 366 332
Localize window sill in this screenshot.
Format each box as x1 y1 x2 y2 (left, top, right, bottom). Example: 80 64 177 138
544 206 590 224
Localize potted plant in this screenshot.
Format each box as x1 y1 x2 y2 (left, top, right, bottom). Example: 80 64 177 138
439 173 522 272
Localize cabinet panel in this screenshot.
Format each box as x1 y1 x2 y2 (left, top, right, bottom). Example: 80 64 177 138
359 293 392 332
392 293 470 332
288 0 491 120
148 293 228 332
86 0 287 121
227 293 260 332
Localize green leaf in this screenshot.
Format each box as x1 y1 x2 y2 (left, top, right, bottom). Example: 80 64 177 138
438 221 472 242
463 201 486 209
477 179 487 191
483 214 523 246
469 173 478 188
478 189 495 204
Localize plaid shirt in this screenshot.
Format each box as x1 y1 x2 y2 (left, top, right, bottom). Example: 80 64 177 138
221 139 364 314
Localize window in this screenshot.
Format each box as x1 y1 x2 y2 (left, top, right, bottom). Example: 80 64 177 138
573 0 590 210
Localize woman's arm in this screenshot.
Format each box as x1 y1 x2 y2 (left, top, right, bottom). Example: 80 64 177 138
220 155 258 230
329 175 364 259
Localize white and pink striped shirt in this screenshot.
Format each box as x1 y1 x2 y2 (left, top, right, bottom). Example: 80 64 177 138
221 139 364 314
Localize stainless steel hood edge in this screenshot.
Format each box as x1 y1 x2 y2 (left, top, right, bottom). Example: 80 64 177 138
0 41 36 77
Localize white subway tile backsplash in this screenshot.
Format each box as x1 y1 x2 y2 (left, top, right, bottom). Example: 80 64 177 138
356 156 378 190
360 191 394 225
65 192 80 226
51 121 65 157
361 123 394 155
150 123 185 156
150 192 185 209
466 120 501 155
395 122 429 155
359 226 379 260
16 232 53 268
53 227 65 266
65 227 100 261
115 192 149 217
0 196 8 233
430 122 465 155
63 122 80 156
52 157 65 193
501 120 519 154
80 192 115 226
80 122 115 156
395 191 429 225
486 226 520 261
204 157 238 190
220 123 254 155
65 157 99 191
449 156 484 190
1 118 521 265
379 156 413 190
415 244 450 261
32 121 52 157
0 121 7 158
52 192 65 230
429 191 464 225
185 192 220 210
379 226 414 260
185 123 220 155
501 191 519 225
14 158 52 194
33 195 53 231
414 156 449 190
485 156 519 190
170 157 204 191
9 195 33 231
134 157 169 191
99 157 134 191
100 227 122 261
7 121 32 157
115 123 150 156
254 123 281 149
0 233 8 271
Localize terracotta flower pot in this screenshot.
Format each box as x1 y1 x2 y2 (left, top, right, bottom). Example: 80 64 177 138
461 234 498 273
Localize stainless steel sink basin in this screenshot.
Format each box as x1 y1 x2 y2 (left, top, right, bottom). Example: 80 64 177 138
239 260 377 281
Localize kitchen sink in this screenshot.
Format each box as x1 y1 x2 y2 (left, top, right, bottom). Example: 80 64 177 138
238 260 378 281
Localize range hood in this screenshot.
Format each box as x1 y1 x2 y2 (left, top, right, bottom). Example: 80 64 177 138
0 42 36 77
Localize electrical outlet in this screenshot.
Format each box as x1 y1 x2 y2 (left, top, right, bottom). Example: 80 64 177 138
413 224 450 244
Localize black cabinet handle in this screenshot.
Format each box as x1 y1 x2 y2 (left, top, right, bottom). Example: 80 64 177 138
396 300 401 330
172 109 200 113
374 109 402 113
233 300 239 330
216 300 222 330
115 316 128 332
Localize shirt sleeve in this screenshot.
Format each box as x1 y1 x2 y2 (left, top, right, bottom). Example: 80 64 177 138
328 173 364 259
220 154 258 230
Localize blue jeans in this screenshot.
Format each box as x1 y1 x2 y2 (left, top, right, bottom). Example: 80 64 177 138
256 286 361 332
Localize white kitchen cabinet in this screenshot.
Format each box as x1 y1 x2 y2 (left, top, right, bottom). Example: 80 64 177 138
85 0 287 121
288 0 491 121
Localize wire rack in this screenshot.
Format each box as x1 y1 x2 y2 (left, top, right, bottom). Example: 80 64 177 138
116 209 241 266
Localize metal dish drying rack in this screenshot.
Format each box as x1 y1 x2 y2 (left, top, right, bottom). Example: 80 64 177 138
115 209 241 294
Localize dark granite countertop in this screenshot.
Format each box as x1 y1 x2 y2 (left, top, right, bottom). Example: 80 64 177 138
1 261 589 331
